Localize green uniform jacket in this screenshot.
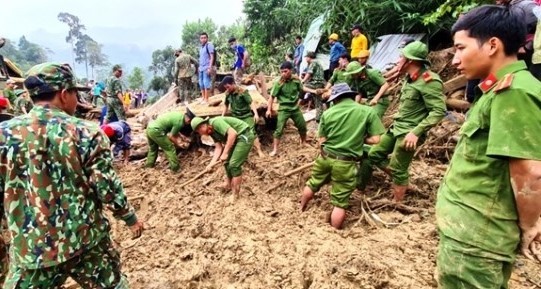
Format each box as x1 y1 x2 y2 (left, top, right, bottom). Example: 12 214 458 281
209 116 250 143
319 98 385 159
2 88 17 106
436 61 541 259
270 76 302 111
353 68 386 100
225 88 253 119
106 76 123 97
0 105 136 269
392 70 446 136
148 112 185 135
329 68 351 86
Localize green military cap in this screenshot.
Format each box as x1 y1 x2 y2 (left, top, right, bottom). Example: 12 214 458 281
191 116 209 131
401 41 430 65
14 89 26 96
112 64 122 72
24 62 86 97
344 61 365 75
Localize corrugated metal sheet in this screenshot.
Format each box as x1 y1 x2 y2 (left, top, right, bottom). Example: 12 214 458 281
299 13 327 72
367 33 425 71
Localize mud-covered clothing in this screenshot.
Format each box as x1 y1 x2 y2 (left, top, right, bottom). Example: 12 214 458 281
145 112 186 172
0 105 136 269
209 117 254 177
436 61 541 288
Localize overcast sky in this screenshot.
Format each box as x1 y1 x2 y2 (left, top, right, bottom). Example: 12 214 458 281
1 0 245 49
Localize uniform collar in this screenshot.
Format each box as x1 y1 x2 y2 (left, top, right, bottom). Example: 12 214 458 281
407 67 427 82
478 61 527 93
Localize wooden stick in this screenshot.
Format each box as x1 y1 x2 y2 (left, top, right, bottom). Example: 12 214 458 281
128 195 144 201
178 162 219 187
263 181 285 194
283 162 315 177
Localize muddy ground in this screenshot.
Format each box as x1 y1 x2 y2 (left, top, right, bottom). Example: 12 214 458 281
107 121 541 289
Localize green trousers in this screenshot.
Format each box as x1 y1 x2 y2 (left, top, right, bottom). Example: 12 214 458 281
177 77 192 102
358 130 423 189
145 127 180 172
273 108 307 139
365 97 390 120
105 97 126 122
437 234 514 289
3 237 128 289
306 156 358 208
225 131 255 178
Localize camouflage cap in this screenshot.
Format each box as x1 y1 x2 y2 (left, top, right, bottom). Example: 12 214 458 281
24 62 86 97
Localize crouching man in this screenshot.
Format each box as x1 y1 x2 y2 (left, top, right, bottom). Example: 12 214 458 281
191 116 255 198
300 83 385 229
101 120 132 165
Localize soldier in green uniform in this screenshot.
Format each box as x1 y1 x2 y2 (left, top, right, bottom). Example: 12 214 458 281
300 83 385 229
145 110 194 172
436 6 541 288
2 79 17 113
266 61 308 157
104 64 126 123
174 49 199 104
345 61 391 119
0 62 143 289
220 76 264 157
13 89 33 115
301 51 327 122
325 53 352 88
358 41 446 202
192 116 255 198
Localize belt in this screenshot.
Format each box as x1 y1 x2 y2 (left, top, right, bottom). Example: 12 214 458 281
322 150 360 162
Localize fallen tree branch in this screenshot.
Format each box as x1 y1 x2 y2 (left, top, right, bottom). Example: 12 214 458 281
263 181 286 194
178 162 219 188
283 162 315 177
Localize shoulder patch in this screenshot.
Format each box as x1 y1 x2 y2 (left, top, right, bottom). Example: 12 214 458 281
493 73 514 93
422 71 433 82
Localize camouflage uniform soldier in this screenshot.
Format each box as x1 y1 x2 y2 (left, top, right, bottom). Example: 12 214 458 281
105 64 126 123
0 63 144 289
174 49 199 103
302 51 326 122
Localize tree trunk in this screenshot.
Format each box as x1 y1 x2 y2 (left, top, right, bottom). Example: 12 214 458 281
91 65 94 80
84 53 89 80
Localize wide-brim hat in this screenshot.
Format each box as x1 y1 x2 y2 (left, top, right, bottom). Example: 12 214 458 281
344 61 365 76
327 83 358 103
191 116 209 131
400 41 430 65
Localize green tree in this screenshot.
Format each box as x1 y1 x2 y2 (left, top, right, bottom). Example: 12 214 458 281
180 18 218 57
87 40 108 80
58 12 86 70
423 0 492 24
148 76 168 95
147 46 175 93
0 37 48 71
128 67 145 90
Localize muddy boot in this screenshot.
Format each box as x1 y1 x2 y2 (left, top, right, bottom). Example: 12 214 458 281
392 185 408 202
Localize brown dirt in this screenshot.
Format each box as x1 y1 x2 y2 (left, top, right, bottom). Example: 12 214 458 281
106 121 541 289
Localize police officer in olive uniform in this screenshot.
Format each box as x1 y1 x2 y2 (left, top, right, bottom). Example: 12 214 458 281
358 41 446 202
300 83 384 229
436 6 541 288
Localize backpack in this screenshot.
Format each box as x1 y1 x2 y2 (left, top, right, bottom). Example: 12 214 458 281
205 43 220 68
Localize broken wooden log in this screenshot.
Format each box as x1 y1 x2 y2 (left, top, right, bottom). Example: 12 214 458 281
283 162 315 177
443 75 467 94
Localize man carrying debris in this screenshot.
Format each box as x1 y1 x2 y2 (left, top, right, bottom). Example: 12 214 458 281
301 52 326 122
266 61 308 157
191 116 255 198
344 61 391 119
300 83 384 229
0 62 143 288
101 120 132 165
104 64 126 123
174 48 199 104
436 5 541 288
145 109 194 172
220 76 264 157
228 37 250 84
358 41 446 202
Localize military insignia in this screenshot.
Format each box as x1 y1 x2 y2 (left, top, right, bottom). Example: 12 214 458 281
422 71 433 82
410 71 419 81
478 73 498 92
493 73 514 93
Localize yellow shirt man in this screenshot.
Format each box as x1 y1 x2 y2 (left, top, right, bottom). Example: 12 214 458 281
351 34 368 58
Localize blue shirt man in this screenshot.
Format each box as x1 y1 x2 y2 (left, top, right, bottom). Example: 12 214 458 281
328 33 346 74
294 36 305 73
198 32 215 103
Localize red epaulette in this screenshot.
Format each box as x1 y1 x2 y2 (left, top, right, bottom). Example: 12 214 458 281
422 71 433 82
493 73 514 93
478 73 498 92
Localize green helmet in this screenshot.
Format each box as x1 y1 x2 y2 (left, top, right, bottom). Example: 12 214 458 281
344 61 365 76
191 116 208 131
401 41 430 64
